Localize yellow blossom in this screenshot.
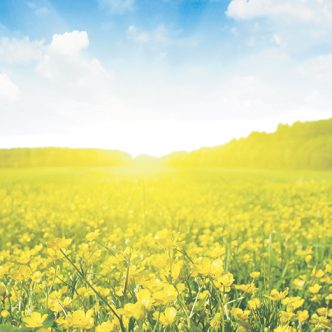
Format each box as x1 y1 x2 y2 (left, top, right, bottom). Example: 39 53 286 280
235 283 257 293
231 307 250 321
296 310 309 322
279 311 295 324
269 288 288 301
96 320 116 332
23 312 48 328
67 309 94 329
311 313 331 329
210 312 222 328
214 272 234 292
137 289 154 310
281 297 304 311
1 310 10 318
250 271 260 279
309 284 321 294
154 307 177 327
248 298 261 309
123 303 145 320
48 238 72 250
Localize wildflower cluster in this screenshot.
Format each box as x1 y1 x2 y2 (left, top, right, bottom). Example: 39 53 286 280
0 169 331 331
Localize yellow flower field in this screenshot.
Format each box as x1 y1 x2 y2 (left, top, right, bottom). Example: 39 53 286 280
0 168 331 331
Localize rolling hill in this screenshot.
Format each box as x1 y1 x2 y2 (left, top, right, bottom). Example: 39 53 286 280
0 118 331 169
163 118 332 170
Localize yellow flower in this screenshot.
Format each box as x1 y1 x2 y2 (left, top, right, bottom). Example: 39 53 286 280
123 303 145 320
23 312 48 328
77 287 94 298
86 230 100 241
214 272 234 292
292 278 305 290
137 289 154 310
250 271 260 279
309 284 321 294
10 265 31 282
0 265 10 278
170 261 183 280
296 310 309 322
317 307 328 316
311 313 332 329
153 284 177 304
154 307 177 327
67 309 94 329
1 310 9 318
231 307 250 321
56 316 70 329
311 268 324 278
96 320 116 332
248 298 261 309
210 312 222 328
305 255 312 264
269 288 288 301
235 283 257 293
97 287 110 297
192 258 224 278
48 237 72 250
48 293 71 313
281 297 304 311
279 311 295 324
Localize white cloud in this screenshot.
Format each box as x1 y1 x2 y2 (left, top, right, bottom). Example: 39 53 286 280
0 31 89 65
0 37 44 63
0 73 19 101
35 31 112 106
127 25 150 44
0 31 114 111
227 0 332 23
127 24 176 46
127 24 198 50
37 51 110 90
50 30 89 56
98 0 134 13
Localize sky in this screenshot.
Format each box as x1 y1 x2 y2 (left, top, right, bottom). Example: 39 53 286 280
0 0 332 156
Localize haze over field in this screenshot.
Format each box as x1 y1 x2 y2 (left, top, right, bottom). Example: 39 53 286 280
1 0 332 155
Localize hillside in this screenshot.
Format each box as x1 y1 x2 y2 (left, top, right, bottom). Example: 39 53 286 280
0 118 331 169
163 118 332 170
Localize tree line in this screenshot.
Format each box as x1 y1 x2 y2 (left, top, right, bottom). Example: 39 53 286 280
1 118 331 169
163 118 332 170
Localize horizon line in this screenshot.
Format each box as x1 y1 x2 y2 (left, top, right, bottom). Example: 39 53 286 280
1 116 331 158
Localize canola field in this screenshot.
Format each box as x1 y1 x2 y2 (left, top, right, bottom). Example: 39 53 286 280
0 168 331 332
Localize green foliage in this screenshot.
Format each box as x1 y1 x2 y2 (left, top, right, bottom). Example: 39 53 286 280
164 118 332 170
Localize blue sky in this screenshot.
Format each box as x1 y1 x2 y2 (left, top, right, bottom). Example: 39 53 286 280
1 0 332 155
